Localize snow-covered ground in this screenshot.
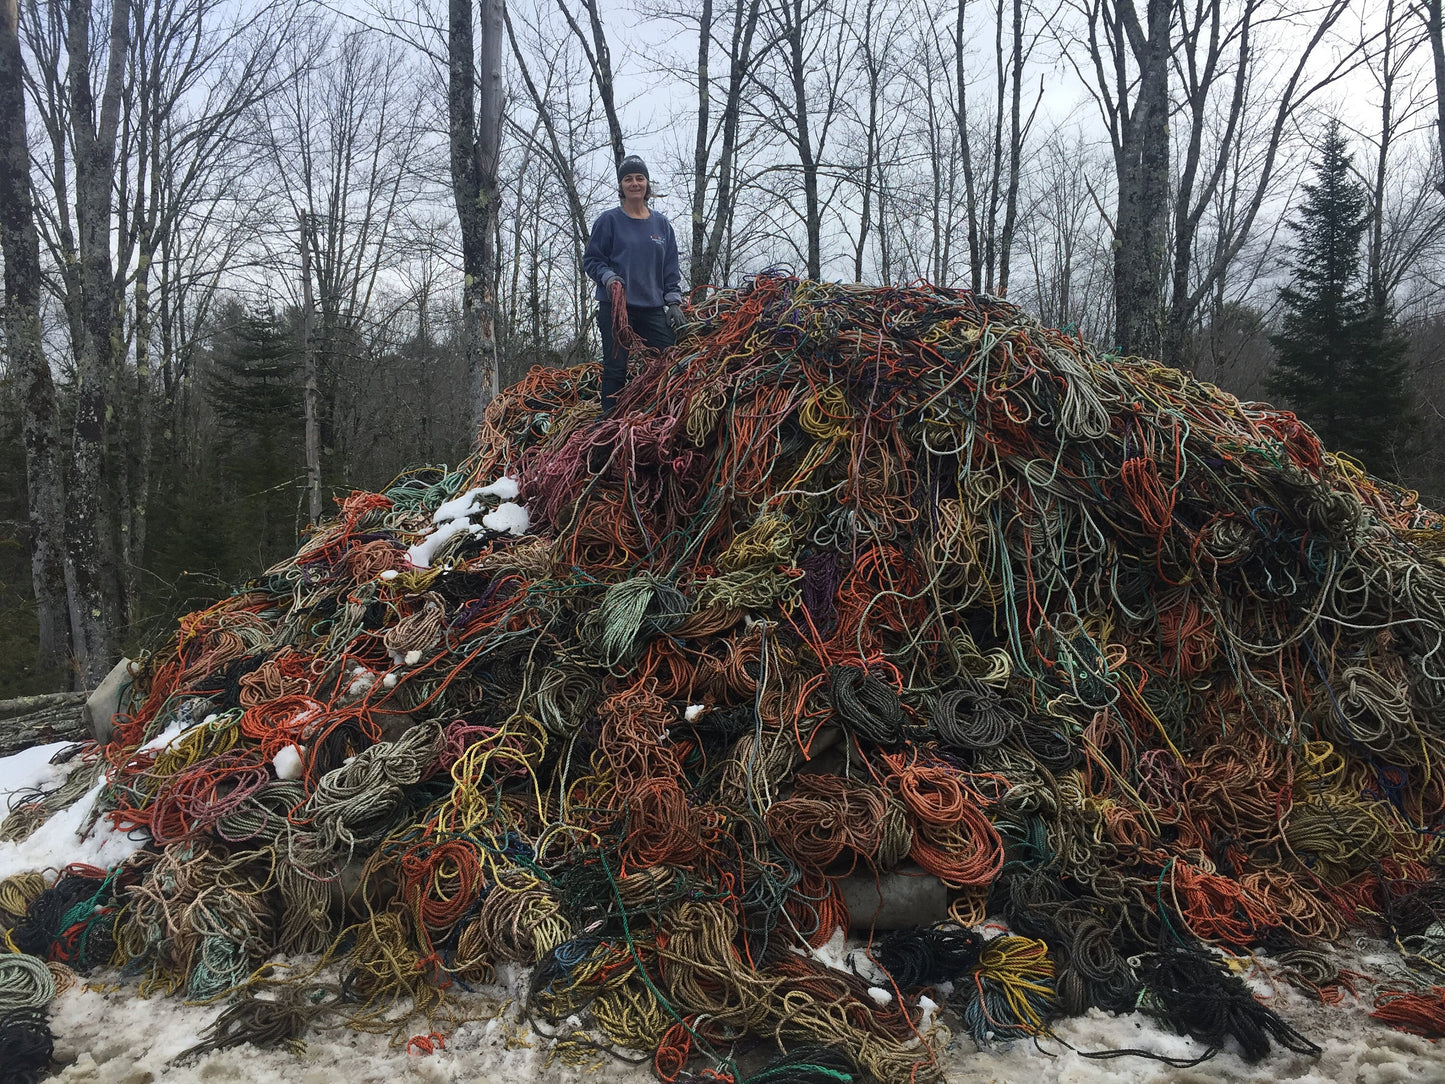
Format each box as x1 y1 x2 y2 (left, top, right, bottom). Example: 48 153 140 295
42 971 1445 1084
8 742 1445 1083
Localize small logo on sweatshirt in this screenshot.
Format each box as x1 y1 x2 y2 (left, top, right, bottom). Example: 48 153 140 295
650 234 664 245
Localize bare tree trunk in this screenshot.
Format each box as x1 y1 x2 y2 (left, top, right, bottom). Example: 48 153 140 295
1102 0 1170 358
1369 0 1399 312
985 0 1004 289
301 214 321 524
477 0 505 398
780 0 821 279
126 0 159 628
1428 0 1445 195
852 0 883 283
877 132 895 281
696 0 763 290
0 0 71 681
691 0 713 281
929 86 946 282
65 0 130 684
449 0 505 427
953 0 981 291
997 0 1025 295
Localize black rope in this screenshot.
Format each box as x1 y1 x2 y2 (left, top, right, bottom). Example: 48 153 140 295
10 873 107 958
0 1008 54 1084
828 665 907 745
1137 944 1321 1063
869 925 983 987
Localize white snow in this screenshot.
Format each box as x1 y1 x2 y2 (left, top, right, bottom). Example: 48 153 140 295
33 948 1445 1084
481 501 530 536
431 489 485 527
406 478 527 567
139 720 186 753
346 667 378 698
0 740 76 799
1 745 147 881
272 744 304 781
684 704 706 722
406 516 482 569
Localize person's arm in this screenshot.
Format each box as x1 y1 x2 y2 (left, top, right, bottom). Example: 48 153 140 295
662 220 682 304
582 213 621 289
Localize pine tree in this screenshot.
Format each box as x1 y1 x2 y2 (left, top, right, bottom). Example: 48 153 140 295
204 306 306 571
1267 123 1412 474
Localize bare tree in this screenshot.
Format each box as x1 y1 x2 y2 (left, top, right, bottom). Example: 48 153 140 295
56 0 130 683
844 0 902 282
17 0 293 671
1425 0 1445 193
750 0 852 279
950 0 982 289
122 0 293 598
1074 0 1354 362
254 22 432 486
504 5 589 250
986 0 1044 294
1359 0 1445 312
1016 131 1113 338
1080 0 1171 357
450 0 506 423
554 0 626 164
690 0 766 289
1 0 69 679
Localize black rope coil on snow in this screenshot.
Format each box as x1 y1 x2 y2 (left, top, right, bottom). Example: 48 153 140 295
0 1008 54 1083
1137 944 1321 1063
869 924 983 987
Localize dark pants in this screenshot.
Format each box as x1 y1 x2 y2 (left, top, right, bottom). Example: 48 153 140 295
597 302 674 414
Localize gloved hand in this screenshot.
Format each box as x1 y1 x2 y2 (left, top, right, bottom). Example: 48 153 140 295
608 278 626 308
665 303 686 331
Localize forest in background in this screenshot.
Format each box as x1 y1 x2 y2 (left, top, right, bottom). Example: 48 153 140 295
2 0 1445 697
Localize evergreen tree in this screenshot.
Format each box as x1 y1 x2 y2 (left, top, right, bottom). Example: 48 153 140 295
1267 123 1412 474
203 307 306 572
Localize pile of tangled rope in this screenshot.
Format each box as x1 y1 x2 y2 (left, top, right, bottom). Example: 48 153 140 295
5 274 1445 1082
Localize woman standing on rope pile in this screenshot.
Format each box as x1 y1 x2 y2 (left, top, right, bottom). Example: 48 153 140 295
583 154 685 415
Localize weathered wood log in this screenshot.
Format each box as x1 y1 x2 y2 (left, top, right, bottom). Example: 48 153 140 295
0 691 88 758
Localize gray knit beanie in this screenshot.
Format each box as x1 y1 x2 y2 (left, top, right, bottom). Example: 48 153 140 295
617 154 649 180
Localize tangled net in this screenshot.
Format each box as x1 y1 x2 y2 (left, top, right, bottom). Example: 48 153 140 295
7 275 1445 1081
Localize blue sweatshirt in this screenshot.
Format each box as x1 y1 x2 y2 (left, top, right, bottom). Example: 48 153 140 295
583 206 682 309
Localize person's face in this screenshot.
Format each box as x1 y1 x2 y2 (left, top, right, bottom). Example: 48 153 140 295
621 172 648 199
